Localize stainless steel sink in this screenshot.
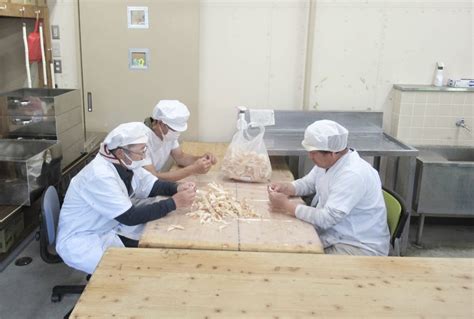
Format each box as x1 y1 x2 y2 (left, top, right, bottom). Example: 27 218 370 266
417 146 474 163
414 146 474 218
0 139 62 206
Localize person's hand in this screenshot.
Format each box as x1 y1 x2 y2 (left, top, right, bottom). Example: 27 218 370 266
191 157 212 174
172 188 196 209
267 183 294 196
267 191 290 214
177 181 196 192
203 152 217 165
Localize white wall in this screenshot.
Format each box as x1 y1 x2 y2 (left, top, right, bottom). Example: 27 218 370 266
198 0 309 141
47 0 81 89
308 0 473 131
48 0 472 140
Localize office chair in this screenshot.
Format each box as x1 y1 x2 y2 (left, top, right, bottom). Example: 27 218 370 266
383 187 409 256
39 185 86 303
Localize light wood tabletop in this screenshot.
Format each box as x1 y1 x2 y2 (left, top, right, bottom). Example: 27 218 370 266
71 248 474 318
139 142 323 254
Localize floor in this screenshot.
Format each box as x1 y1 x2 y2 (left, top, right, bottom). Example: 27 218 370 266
0 217 472 319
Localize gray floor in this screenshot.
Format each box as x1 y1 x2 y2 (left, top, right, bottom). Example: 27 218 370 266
0 218 472 319
406 217 474 257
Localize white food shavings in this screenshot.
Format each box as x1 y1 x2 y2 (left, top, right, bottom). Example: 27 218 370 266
186 182 260 224
167 224 185 232
221 149 271 182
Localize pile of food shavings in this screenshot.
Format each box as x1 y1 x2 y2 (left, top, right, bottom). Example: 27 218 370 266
186 182 260 225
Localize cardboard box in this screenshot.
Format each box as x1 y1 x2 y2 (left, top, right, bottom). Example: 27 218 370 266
0 212 24 253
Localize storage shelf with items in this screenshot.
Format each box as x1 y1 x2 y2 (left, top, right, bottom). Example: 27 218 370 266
0 0 52 89
0 0 47 19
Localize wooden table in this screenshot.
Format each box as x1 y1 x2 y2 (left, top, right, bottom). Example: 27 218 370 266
139 142 323 254
71 248 474 318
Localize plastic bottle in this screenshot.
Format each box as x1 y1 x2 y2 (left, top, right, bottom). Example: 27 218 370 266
236 106 248 131
433 62 444 87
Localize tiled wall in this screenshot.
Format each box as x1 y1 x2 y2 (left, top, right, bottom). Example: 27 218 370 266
391 90 473 146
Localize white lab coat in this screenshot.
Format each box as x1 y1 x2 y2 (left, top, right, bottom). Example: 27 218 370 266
143 129 180 172
56 155 157 274
292 150 390 255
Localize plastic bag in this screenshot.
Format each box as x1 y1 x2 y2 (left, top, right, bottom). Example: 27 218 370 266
221 123 272 182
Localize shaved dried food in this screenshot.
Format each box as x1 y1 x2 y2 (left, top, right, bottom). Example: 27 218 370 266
186 182 260 224
221 149 271 182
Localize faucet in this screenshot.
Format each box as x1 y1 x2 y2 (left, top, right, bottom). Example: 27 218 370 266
456 118 472 133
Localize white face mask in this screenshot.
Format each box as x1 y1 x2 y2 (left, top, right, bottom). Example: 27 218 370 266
122 151 145 170
163 130 180 142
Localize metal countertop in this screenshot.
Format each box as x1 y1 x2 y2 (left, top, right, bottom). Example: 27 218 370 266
265 132 418 157
393 84 474 92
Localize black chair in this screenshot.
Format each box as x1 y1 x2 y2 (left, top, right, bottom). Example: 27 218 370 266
39 185 86 303
382 187 409 256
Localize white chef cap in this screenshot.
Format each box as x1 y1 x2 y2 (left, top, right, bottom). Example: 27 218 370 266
152 100 190 132
301 120 349 152
104 122 149 150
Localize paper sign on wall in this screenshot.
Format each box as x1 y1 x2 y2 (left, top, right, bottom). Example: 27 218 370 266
129 48 149 70
127 6 149 29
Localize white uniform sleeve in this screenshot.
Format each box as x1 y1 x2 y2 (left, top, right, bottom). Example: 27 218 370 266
295 171 366 230
132 167 158 198
295 205 347 231
291 166 321 197
80 174 132 219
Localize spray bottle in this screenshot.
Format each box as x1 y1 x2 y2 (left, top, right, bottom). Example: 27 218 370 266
433 62 444 87
236 106 248 131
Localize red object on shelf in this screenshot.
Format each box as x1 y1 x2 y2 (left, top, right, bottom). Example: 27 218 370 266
28 19 42 62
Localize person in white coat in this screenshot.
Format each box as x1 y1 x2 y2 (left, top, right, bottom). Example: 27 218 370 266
143 100 217 181
268 120 390 256
56 122 196 274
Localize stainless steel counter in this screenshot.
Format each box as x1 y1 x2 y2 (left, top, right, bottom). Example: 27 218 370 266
393 84 474 92
265 132 417 157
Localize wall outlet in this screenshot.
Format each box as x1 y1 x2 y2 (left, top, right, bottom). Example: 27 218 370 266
53 60 62 73
52 42 61 57
51 25 60 40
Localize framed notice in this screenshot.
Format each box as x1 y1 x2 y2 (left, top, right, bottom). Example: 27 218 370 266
127 6 149 29
129 48 149 70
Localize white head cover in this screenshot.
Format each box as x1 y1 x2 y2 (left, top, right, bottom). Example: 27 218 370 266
104 122 149 150
301 120 349 152
152 100 190 132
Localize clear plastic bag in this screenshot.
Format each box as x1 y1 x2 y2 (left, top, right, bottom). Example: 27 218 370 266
221 123 272 182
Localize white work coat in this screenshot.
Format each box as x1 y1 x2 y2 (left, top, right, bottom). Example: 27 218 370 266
144 129 179 172
56 155 157 274
292 150 390 255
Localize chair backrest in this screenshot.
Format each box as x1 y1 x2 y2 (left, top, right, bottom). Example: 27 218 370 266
41 186 61 246
382 187 408 245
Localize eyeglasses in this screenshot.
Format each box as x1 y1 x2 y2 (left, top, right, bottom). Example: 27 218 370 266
120 145 148 156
